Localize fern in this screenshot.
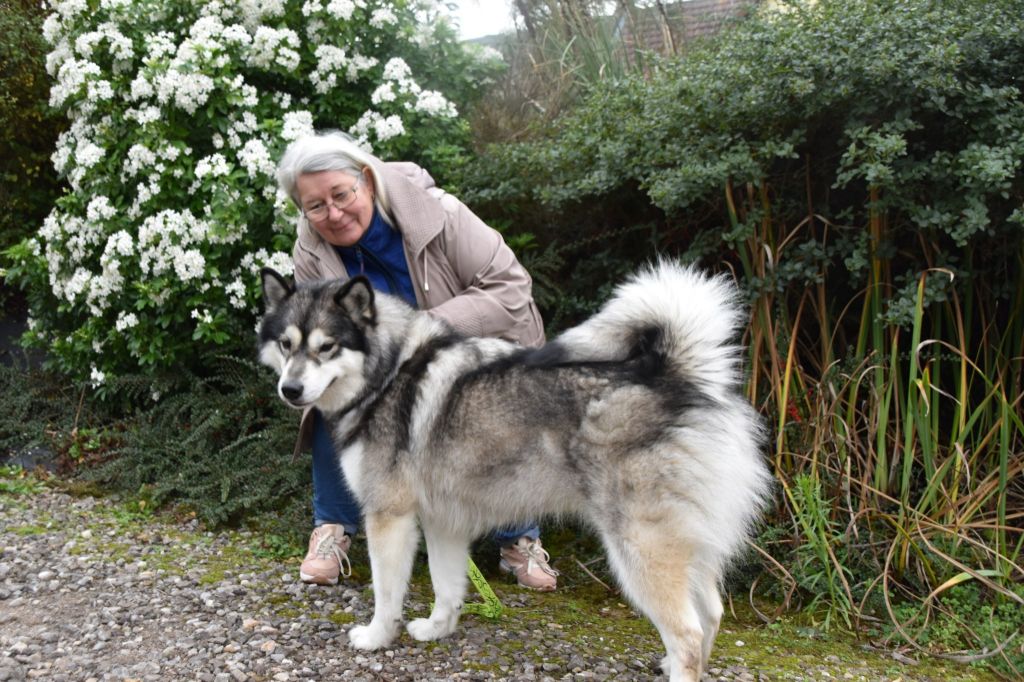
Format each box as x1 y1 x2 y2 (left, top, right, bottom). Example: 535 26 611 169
0 362 91 457
84 356 309 528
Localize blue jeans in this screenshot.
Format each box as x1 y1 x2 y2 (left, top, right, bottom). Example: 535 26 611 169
311 410 540 544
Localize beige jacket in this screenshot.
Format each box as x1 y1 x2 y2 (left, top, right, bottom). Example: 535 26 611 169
292 160 545 347
290 159 545 455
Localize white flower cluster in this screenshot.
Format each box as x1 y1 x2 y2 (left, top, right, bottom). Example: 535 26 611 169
248 26 301 71
86 196 117 222
136 209 213 282
371 82 396 105
155 70 216 115
106 231 134 258
236 0 287 30
195 153 232 180
282 110 315 141
191 308 214 324
310 45 379 94
73 22 133 62
349 56 457 146
382 57 457 117
115 311 139 332
37 215 125 315
242 246 296 276
369 6 396 28
414 89 458 117
382 56 411 81
50 58 101 108
225 279 248 309
53 0 88 21
325 0 356 20
39 200 127 316
238 139 276 179
228 249 294 311
77 140 106 168
351 111 405 144
124 144 157 178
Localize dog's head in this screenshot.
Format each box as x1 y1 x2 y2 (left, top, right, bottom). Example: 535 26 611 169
258 268 376 411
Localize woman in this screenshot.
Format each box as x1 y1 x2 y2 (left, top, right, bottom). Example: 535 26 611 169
276 131 558 591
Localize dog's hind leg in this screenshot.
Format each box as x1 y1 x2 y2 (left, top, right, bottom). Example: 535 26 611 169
600 526 707 682
693 574 723 669
406 521 469 642
348 511 419 651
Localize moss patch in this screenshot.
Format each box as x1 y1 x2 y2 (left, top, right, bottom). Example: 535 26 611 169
7 524 49 536
327 610 356 626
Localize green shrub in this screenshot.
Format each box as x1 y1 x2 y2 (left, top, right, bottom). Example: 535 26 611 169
461 0 1024 324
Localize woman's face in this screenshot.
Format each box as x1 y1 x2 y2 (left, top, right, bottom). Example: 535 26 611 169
296 169 376 247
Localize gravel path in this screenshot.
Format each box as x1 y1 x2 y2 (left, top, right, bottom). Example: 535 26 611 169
0 486 993 681
0 487 724 682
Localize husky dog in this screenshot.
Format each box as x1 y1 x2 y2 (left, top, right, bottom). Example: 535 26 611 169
258 261 771 682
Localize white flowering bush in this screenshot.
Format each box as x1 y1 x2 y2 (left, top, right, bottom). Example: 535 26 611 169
5 0 503 388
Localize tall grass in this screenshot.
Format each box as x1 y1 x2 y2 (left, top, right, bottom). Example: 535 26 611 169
468 1 659 145
729 179 1024 670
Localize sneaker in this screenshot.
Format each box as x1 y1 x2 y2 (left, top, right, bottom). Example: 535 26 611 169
300 524 352 586
499 536 559 591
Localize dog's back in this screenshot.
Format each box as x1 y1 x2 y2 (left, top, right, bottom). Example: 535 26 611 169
408 262 767 544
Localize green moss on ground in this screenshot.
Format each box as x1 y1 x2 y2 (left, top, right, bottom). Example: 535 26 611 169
8 524 48 536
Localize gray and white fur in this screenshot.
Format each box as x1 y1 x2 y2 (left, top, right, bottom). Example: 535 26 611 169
258 261 772 682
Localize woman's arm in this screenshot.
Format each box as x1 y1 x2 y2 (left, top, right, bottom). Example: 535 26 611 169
425 199 543 345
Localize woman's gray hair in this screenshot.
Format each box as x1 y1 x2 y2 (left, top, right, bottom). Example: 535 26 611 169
277 131 393 223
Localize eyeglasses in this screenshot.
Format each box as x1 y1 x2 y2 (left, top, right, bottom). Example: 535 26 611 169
302 174 363 222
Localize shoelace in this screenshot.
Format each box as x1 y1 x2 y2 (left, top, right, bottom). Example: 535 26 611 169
314 532 352 578
520 540 559 577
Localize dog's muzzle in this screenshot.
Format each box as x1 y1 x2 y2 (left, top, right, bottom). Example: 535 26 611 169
280 380 305 404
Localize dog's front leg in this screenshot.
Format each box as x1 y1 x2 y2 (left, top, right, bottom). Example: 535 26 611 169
348 511 419 651
407 521 469 642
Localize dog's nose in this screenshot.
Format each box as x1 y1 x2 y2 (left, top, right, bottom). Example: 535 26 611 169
280 381 303 402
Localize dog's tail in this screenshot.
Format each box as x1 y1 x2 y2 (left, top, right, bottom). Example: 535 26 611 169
549 259 747 399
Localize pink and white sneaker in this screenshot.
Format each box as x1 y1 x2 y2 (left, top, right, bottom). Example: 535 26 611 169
499 536 559 591
299 524 352 586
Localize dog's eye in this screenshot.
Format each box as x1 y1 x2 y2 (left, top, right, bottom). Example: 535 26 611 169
319 342 335 354
279 338 292 352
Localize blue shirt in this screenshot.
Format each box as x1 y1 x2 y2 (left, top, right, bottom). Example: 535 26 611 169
334 210 418 308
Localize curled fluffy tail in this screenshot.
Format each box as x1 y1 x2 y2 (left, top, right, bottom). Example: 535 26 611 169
553 260 747 400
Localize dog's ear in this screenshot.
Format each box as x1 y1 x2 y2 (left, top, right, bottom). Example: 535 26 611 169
261 268 294 308
335 276 376 326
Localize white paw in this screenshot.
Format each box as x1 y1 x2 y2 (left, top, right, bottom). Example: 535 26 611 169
406 617 454 642
348 623 394 650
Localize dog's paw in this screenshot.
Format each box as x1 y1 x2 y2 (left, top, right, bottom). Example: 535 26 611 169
406 616 455 642
347 623 394 650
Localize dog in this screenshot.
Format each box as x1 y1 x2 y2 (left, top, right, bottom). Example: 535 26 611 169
258 261 771 681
